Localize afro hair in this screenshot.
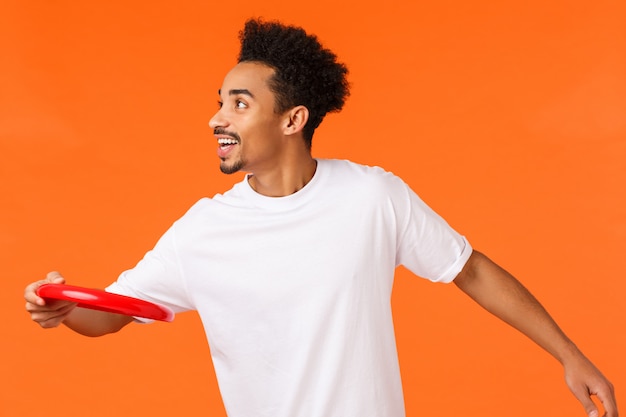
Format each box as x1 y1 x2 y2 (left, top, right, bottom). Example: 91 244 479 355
238 19 350 147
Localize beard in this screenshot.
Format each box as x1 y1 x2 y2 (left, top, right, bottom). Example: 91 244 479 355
220 158 245 174
215 127 244 174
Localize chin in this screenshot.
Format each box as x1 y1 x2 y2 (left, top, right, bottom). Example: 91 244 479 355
220 159 245 175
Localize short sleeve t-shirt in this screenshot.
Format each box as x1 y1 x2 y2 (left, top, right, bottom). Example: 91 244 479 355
107 159 472 417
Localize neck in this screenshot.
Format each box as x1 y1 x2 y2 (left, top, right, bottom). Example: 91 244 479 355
248 156 317 197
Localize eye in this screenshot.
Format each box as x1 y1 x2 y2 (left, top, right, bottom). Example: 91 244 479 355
235 100 247 109
217 100 223 109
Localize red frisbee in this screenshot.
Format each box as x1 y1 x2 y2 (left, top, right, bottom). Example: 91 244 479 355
36 284 175 322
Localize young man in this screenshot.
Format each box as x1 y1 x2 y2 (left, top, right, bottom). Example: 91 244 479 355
25 19 617 417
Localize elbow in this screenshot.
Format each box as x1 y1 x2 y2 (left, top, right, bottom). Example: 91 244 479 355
453 250 488 291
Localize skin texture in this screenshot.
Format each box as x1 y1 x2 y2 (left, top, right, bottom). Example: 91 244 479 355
24 62 618 417
454 251 617 417
210 62 316 197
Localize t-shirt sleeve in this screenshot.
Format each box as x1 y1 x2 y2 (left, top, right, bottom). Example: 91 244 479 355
394 180 472 283
106 222 194 319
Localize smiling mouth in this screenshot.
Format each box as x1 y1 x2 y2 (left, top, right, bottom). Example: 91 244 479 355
216 136 240 160
217 137 240 148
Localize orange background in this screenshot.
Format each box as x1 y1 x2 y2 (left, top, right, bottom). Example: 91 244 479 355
2 1 624 416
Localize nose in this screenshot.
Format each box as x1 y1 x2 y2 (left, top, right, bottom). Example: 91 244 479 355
208 107 227 130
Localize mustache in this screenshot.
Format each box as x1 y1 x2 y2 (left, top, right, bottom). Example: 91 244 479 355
214 128 241 142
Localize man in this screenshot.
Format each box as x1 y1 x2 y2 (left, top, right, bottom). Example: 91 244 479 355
25 19 617 417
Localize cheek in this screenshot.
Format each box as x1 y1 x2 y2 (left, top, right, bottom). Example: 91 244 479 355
252 118 283 142
239 113 284 150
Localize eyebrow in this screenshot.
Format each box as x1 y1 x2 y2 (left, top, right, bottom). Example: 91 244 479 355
217 89 255 98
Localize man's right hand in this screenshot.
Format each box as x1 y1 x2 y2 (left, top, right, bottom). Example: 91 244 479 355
25 271 134 336
24 271 77 329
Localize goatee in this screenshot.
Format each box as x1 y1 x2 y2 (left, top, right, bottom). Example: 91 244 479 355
220 159 245 174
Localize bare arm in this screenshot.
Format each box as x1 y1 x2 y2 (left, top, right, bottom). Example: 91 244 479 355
454 250 617 417
25 271 133 337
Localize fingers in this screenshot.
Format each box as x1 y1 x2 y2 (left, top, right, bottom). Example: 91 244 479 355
24 280 47 307
26 299 77 328
45 271 66 283
566 363 619 417
569 382 600 417
24 271 66 306
595 380 618 417
25 271 74 328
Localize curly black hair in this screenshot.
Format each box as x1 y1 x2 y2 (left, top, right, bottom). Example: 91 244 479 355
238 18 350 148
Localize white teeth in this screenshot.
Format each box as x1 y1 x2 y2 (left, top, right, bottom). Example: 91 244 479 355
218 138 238 145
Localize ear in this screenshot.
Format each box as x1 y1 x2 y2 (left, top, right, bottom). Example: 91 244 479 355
282 105 309 136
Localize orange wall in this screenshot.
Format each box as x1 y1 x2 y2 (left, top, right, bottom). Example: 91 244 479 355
2 1 624 416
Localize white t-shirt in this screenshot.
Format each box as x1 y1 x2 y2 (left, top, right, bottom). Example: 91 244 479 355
107 159 472 417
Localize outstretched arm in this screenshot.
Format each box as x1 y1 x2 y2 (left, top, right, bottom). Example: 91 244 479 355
454 250 617 417
25 271 134 337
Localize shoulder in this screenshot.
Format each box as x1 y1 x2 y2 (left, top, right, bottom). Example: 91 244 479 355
172 180 249 225
322 159 410 197
321 159 400 181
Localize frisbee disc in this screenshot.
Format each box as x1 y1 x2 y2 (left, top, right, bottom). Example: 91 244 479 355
36 284 174 322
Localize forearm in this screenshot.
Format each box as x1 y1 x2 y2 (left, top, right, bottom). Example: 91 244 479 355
454 251 618 416
453 250 580 364
63 307 134 337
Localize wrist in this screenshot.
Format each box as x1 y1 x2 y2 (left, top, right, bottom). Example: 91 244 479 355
556 340 585 367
